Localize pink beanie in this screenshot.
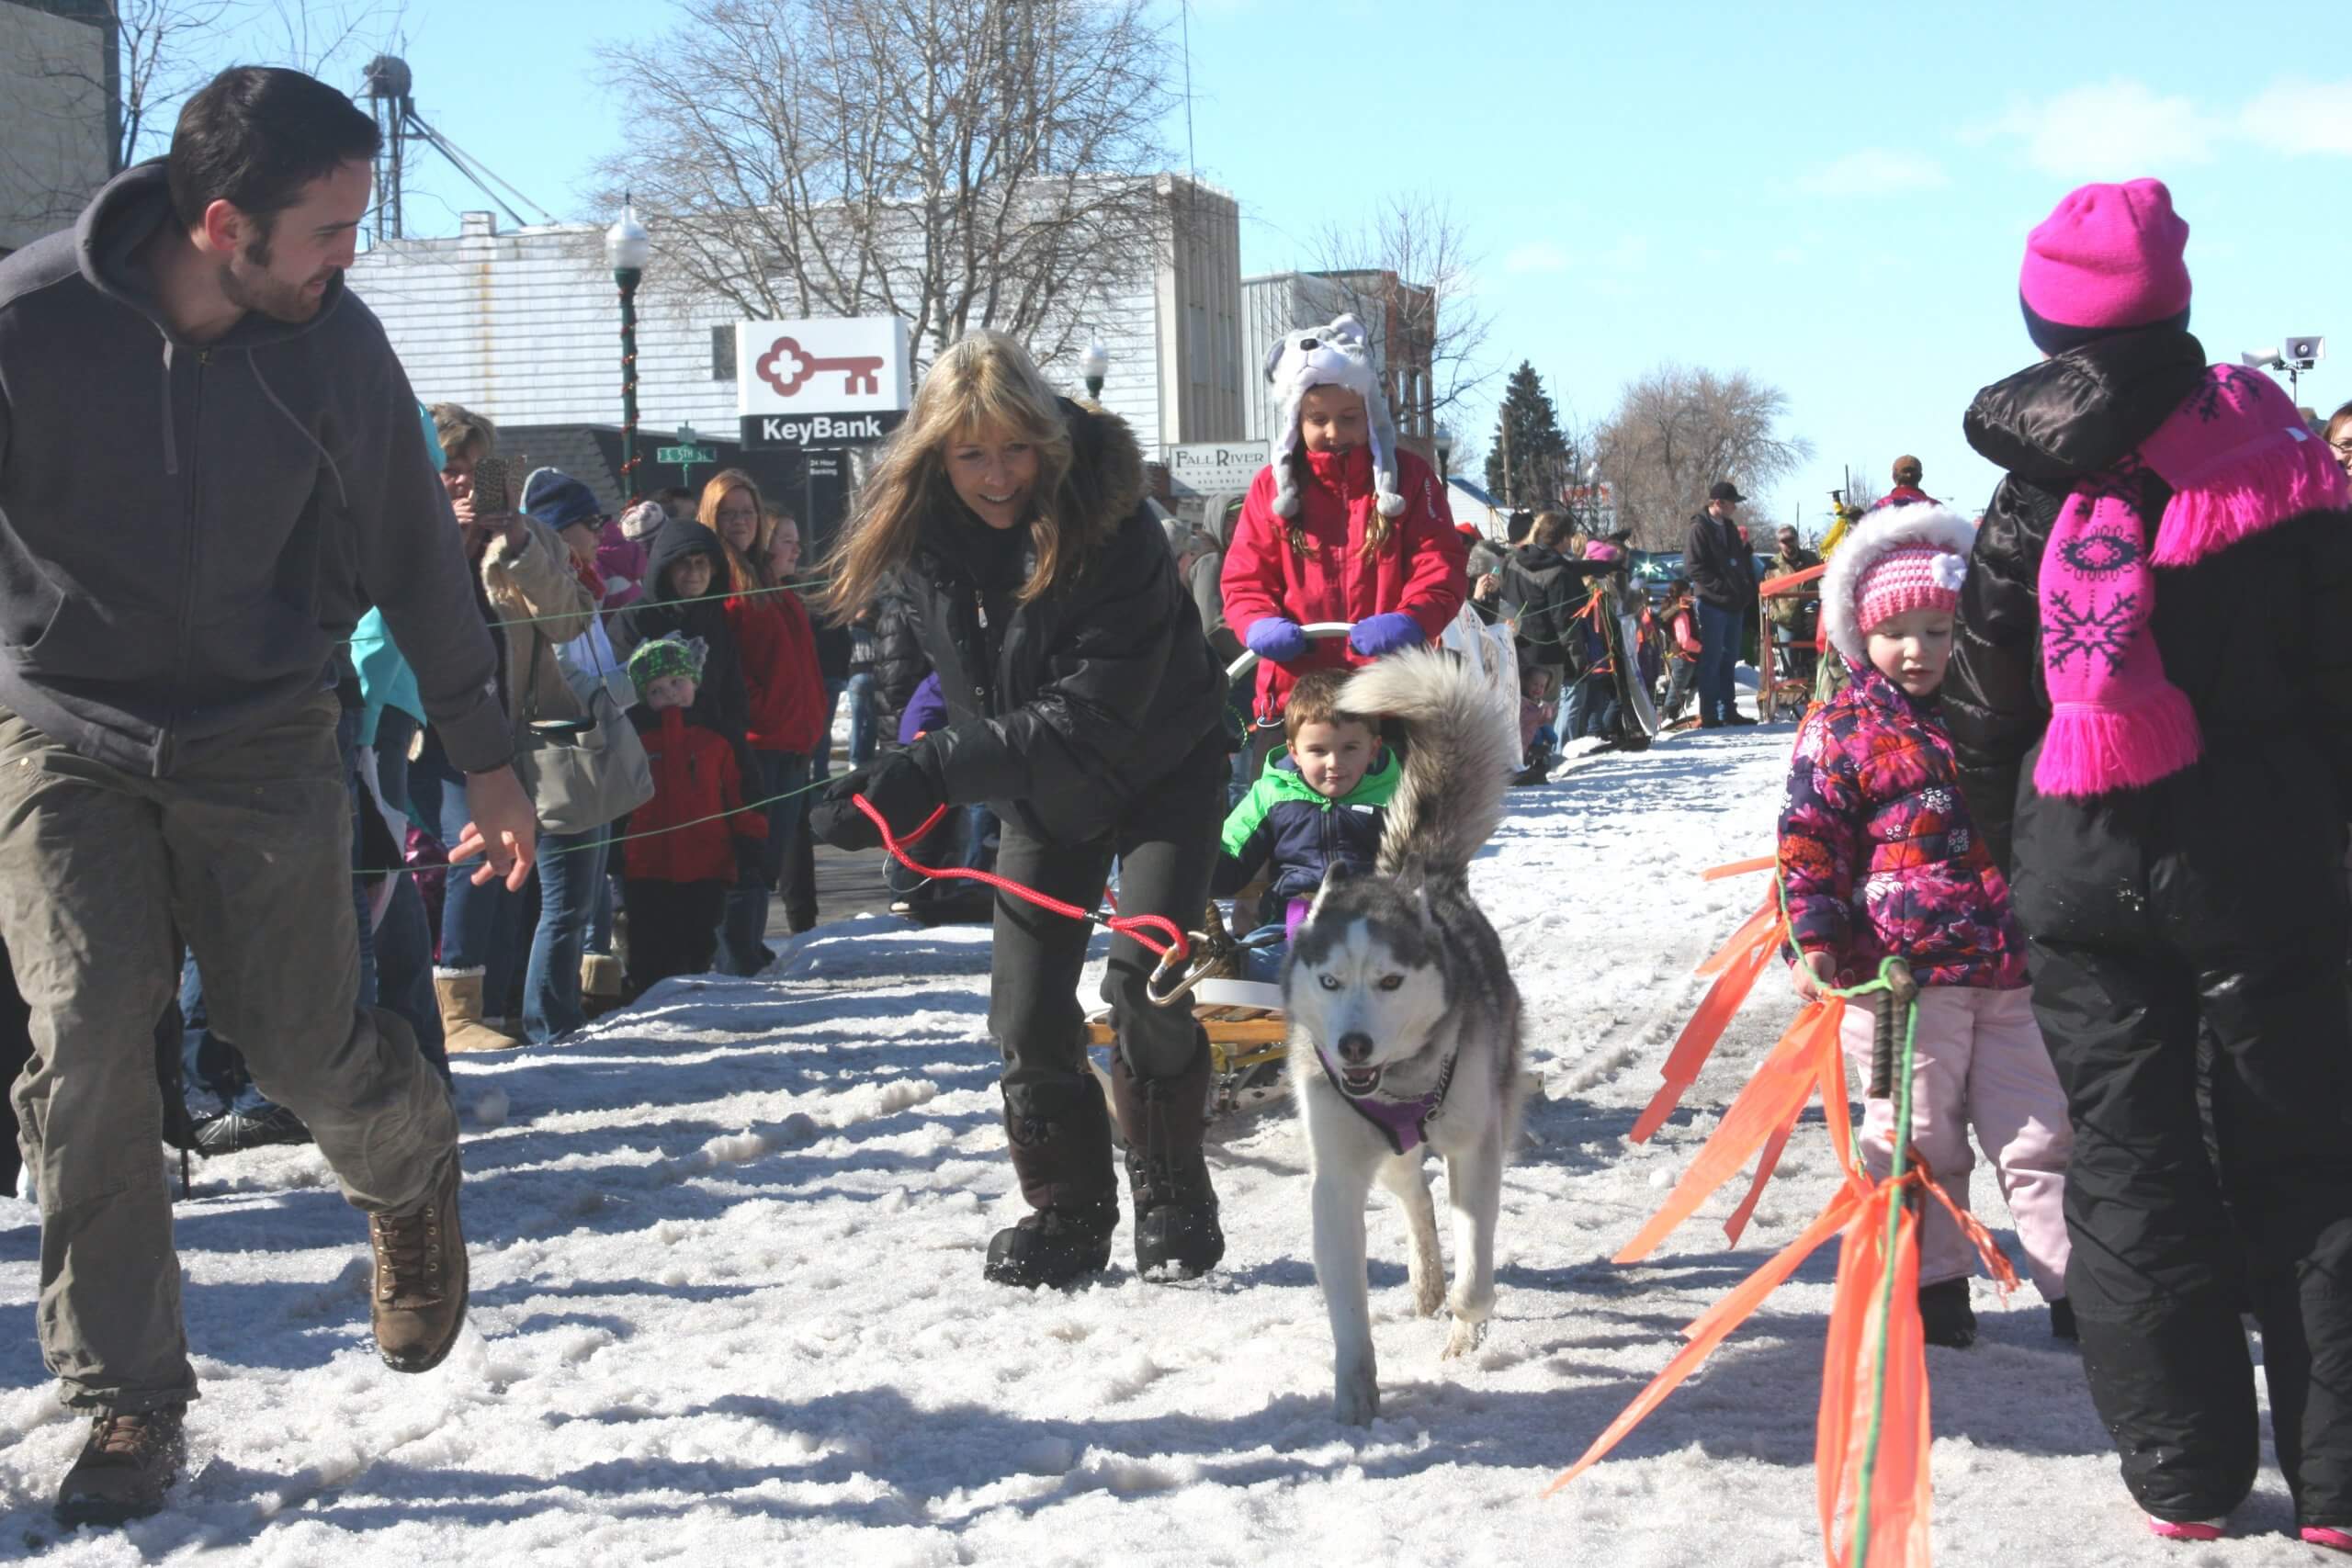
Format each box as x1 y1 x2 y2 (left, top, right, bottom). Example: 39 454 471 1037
1583 540 1624 563
1854 547 1962 632
2020 179 2190 348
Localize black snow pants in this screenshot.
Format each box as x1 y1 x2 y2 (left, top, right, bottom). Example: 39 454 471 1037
2016 756 2352 1528
988 733 1223 1134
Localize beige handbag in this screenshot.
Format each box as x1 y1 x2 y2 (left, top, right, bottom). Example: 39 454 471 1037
513 631 652 836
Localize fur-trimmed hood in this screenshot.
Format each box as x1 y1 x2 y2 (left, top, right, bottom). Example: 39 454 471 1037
1819 502 1978 668
1057 396 1150 545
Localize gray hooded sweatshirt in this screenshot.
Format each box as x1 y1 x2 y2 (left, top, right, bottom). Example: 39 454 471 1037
0 161 508 776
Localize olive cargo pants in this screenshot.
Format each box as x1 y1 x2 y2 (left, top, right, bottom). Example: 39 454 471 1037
0 695 458 1411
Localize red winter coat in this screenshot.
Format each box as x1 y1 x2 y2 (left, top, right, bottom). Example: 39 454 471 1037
625 705 766 885
727 585 828 755
1220 444 1465 722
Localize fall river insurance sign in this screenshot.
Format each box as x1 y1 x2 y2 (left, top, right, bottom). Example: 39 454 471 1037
737 317 912 449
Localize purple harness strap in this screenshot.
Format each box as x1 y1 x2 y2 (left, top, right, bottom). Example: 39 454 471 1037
1315 1043 1459 1156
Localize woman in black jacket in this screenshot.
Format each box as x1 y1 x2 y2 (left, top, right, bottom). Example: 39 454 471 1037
811 332 1229 1290
1946 179 2352 1544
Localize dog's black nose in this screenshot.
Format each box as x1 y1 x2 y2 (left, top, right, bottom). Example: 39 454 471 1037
1336 1032 1374 1064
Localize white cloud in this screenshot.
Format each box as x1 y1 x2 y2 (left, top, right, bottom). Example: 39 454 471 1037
1503 240 1569 276
2240 77 2352 157
1793 149 1949 197
1972 79 2222 177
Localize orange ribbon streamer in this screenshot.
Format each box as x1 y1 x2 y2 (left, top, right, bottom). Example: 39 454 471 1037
1817 1195 1931 1567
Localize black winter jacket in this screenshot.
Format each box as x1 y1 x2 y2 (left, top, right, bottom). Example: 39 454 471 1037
1685 511 1757 609
1945 326 2352 946
611 519 751 752
866 586 927 740
1499 544 1613 667
904 402 1227 846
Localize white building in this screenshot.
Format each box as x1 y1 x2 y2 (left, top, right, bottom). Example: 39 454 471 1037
347 175 1246 525
0 1 114 256
1239 270 1442 457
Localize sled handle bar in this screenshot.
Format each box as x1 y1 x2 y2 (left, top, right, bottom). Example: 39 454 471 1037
1224 621 1356 683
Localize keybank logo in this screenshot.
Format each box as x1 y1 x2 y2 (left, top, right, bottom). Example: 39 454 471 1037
756 413 895 443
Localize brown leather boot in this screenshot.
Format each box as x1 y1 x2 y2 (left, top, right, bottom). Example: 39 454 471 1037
434 969 516 1054
370 1152 469 1372
53 1404 187 1527
985 1075 1118 1289
1110 1042 1224 1281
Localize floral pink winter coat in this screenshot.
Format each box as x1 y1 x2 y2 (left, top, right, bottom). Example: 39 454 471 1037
1778 667 2026 990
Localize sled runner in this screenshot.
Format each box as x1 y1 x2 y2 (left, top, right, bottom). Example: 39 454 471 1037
1596 576 1659 749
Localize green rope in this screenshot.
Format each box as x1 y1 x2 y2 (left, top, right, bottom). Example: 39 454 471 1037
1770 865 1923 1562
341 573 842 649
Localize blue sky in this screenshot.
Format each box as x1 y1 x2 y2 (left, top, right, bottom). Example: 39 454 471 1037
211 0 2352 534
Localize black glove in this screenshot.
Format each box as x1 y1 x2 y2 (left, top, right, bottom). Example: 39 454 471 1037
808 746 944 852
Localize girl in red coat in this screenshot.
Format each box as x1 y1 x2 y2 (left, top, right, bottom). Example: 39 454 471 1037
1220 314 1467 739
703 471 827 975
621 636 766 993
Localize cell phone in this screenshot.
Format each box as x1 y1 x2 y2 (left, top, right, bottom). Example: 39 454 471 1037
469 456 510 516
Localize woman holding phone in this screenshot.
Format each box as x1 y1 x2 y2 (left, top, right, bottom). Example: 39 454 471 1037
422 405 597 1050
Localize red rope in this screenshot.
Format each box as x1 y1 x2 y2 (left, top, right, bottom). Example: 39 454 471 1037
851 795 1191 961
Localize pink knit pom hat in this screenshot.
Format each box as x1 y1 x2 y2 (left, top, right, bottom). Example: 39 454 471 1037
2020 179 2191 354
1855 547 1962 632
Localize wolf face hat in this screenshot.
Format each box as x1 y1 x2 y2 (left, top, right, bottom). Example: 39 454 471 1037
1263 313 1405 522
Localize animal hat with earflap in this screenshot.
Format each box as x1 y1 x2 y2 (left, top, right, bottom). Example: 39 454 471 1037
1263 314 1405 522
1817 502 1977 670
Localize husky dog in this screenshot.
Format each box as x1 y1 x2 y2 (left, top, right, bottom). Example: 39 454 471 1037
1285 647 1525 1425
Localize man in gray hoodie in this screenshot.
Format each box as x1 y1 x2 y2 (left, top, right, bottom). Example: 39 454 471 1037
0 66 537 1524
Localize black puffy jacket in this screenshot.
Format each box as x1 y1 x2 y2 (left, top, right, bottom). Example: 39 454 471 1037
1944 326 2352 947
905 402 1227 846
866 585 928 739
1498 544 1612 668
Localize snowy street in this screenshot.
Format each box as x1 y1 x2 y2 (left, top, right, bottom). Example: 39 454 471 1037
0 725 2314 1564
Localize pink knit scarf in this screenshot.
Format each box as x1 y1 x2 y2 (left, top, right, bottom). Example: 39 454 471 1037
2036 364 2349 797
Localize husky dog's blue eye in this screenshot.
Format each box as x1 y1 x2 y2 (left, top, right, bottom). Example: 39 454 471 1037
1319 974 1340 991
1377 975 1404 991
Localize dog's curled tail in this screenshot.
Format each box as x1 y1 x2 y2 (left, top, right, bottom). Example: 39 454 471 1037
1340 645 1518 885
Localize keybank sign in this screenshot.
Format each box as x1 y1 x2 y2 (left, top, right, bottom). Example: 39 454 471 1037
750 412 907 446
736 315 912 449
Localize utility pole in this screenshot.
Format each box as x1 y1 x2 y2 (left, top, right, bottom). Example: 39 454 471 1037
1500 417 1514 507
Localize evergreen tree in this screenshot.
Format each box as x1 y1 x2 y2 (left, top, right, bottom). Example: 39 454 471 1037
1485 362 1572 510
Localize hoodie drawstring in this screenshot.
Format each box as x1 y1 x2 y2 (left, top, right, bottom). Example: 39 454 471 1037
246 354 347 511
158 343 177 477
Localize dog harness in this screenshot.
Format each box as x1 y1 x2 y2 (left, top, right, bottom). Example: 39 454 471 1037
1315 1043 1459 1156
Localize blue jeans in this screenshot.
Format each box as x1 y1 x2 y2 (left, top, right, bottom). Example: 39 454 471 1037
419 728 523 998
844 672 878 767
1238 923 1288 985
1697 600 1741 723
718 750 810 976
523 829 607 1042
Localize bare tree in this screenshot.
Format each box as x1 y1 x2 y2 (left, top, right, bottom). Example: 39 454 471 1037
1596 364 1815 548
1839 465 1883 513
1306 193 1492 440
590 0 1178 370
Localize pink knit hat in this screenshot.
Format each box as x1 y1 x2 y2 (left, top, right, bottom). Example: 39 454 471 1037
1854 547 1963 633
1583 540 1624 563
2020 179 2190 348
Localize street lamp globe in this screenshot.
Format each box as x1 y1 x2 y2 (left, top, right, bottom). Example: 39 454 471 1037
1080 339 1110 400
605 197 652 278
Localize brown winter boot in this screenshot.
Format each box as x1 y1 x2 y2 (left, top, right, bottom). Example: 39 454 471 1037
370 1152 469 1372
52 1404 187 1527
579 953 624 1019
985 1076 1119 1289
434 969 516 1054
1110 1041 1224 1282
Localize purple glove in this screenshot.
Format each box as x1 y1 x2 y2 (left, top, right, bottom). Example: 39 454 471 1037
1349 613 1425 657
1245 617 1310 662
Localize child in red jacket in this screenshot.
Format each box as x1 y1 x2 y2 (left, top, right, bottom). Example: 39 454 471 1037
621 636 766 993
1220 314 1466 738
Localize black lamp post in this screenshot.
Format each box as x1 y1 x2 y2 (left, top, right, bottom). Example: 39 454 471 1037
1080 339 1109 400
605 196 652 504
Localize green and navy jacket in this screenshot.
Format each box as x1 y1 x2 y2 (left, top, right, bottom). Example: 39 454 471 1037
1213 746 1400 932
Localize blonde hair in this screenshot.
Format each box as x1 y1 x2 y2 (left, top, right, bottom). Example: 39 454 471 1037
699 468 770 592
821 332 1085 617
430 402 496 464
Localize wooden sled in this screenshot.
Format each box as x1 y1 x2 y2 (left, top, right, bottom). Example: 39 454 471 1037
1086 975 1293 1121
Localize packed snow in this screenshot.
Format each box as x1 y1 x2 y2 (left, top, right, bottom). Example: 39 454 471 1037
0 724 2318 1562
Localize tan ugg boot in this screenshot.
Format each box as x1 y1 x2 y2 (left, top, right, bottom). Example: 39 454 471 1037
580 953 624 1018
434 969 517 1055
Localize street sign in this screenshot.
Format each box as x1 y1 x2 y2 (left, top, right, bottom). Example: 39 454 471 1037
656 445 717 465
1166 440 1269 499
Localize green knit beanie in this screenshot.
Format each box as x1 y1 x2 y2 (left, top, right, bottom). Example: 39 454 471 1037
628 635 707 698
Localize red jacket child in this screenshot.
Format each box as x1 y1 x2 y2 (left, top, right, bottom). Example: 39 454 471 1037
1220 317 1465 725
626 702 766 884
